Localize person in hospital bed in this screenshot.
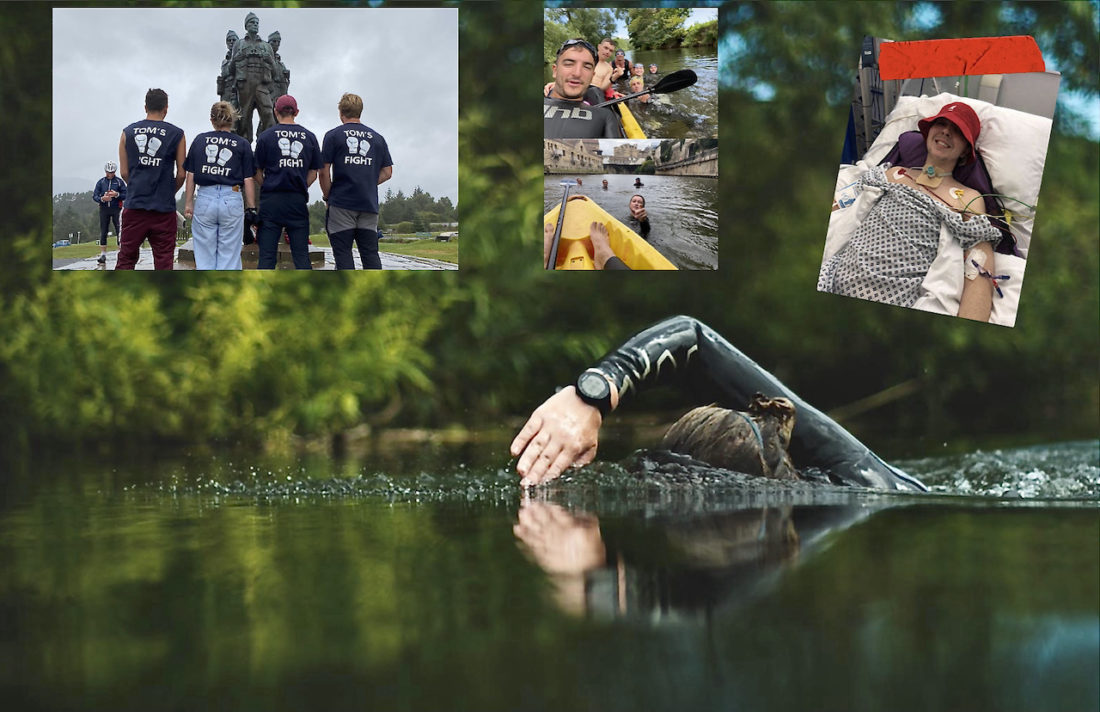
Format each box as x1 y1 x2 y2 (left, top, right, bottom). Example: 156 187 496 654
818 102 999 322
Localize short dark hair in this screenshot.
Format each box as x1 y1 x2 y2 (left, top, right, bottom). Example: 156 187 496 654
600 37 615 47
145 88 168 113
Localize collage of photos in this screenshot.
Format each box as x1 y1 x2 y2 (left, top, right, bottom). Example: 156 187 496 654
543 7 718 270
818 36 1057 327
13 1 1099 710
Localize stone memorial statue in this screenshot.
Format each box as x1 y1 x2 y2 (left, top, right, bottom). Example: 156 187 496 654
217 30 239 106
268 32 290 102
216 12 291 142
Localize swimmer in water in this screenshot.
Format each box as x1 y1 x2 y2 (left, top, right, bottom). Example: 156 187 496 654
511 316 928 492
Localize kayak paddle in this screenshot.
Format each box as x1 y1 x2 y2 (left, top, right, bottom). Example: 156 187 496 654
547 178 578 270
593 69 698 108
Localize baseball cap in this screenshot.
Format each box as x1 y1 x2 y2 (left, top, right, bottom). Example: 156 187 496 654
274 95 298 113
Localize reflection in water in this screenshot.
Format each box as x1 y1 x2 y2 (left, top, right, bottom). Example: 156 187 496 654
514 498 879 621
544 174 718 269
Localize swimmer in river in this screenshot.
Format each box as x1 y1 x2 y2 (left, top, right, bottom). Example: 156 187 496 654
511 316 928 491
627 194 650 238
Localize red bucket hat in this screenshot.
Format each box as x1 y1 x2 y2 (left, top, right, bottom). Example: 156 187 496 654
918 101 980 161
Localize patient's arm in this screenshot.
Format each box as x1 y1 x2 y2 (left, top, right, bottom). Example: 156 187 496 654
959 241 995 322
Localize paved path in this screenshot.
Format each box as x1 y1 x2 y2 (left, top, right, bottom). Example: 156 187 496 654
54 247 457 271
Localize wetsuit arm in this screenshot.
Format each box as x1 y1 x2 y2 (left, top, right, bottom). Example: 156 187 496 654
589 316 925 490
604 256 631 270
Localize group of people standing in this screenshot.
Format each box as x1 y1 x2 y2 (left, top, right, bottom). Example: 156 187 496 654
106 87 392 271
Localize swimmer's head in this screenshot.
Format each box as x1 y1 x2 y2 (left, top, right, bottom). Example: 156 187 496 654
918 101 980 164
629 76 644 91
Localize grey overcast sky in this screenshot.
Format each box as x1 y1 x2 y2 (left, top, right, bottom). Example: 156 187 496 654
52 6 458 206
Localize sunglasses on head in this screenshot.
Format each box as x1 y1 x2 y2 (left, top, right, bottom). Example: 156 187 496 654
557 38 597 58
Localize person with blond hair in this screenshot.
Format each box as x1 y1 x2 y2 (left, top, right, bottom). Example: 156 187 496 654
183 101 256 270
319 92 393 270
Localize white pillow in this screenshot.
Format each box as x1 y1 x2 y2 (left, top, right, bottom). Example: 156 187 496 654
866 93 1052 257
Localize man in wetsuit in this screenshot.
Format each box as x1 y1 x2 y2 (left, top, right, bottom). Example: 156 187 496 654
511 316 928 491
92 160 126 264
544 39 624 140
116 88 186 270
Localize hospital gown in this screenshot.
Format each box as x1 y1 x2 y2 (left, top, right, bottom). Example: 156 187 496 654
818 165 1000 307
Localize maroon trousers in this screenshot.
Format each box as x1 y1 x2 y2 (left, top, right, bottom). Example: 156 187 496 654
115 208 177 270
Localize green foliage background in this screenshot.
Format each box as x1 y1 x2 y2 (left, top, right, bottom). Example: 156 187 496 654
1 1 1097 456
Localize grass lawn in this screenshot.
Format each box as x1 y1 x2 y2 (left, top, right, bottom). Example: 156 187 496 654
53 243 116 259
309 233 458 264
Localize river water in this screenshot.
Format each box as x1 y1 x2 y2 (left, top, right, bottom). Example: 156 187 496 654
2 439 1096 711
544 174 718 270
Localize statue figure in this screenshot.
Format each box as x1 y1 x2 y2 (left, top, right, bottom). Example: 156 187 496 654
217 30 239 108
228 12 278 142
268 31 290 102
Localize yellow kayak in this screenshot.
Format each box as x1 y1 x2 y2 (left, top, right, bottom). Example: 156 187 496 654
617 102 645 139
544 195 676 270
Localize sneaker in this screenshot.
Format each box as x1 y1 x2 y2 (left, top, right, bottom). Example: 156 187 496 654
97 254 106 264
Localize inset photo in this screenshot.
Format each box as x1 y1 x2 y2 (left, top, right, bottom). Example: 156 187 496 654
52 7 457 271
818 37 1058 326
543 7 717 140
543 138 717 270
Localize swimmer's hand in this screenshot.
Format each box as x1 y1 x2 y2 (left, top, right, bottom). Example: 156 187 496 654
511 385 614 486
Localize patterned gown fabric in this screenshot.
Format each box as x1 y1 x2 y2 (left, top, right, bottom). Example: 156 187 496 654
818 166 1000 307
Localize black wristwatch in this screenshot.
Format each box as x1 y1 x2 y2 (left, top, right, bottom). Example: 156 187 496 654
575 368 612 416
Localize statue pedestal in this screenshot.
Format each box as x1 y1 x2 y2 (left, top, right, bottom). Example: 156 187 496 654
176 238 325 269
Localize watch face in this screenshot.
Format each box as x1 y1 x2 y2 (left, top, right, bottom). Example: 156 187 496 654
578 371 609 400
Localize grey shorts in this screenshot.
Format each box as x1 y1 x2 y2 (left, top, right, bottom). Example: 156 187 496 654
326 205 379 233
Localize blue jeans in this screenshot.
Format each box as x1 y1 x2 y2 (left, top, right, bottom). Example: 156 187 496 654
193 184 244 270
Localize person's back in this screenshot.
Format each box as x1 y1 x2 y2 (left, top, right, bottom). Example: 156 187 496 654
320 92 394 269
322 121 391 213
123 118 184 212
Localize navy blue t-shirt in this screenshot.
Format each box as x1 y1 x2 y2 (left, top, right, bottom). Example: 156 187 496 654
321 122 393 213
184 131 255 187
254 123 322 196
123 119 184 212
